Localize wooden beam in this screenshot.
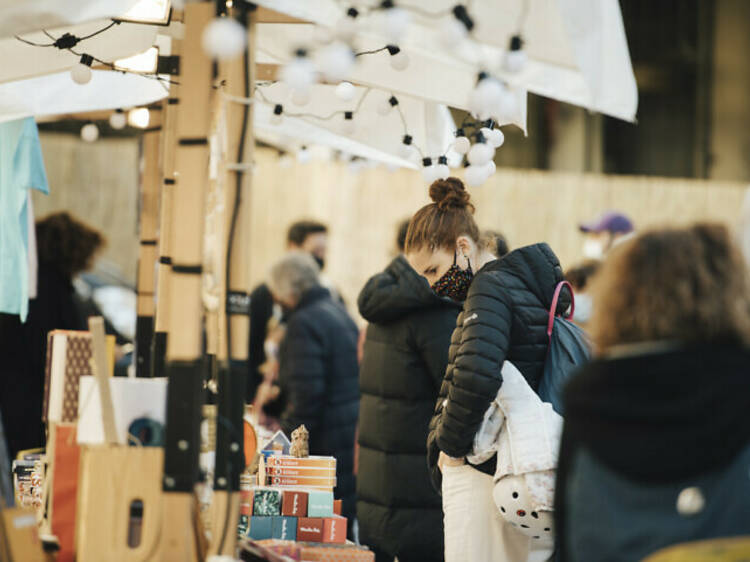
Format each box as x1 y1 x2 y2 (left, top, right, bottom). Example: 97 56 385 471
159 3 214 560
135 127 161 376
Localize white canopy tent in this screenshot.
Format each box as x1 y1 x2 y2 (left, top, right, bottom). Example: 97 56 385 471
253 0 638 122
253 82 460 168
0 0 140 38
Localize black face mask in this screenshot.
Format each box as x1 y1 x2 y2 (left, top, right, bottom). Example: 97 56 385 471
312 255 325 270
431 253 473 302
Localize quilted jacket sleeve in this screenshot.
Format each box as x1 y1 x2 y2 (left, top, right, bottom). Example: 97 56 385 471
434 271 513 458
279 315 326 436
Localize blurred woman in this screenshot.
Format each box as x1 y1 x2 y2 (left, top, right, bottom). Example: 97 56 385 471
406 178 568 561
268 252 360 523
0 212 104 457
357 203 464 561
556 224 750 561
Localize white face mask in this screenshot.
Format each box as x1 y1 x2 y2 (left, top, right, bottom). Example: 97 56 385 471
573 293 593 324
582 239 605 260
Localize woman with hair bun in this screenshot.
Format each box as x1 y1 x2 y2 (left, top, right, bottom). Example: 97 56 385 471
405 177 569 561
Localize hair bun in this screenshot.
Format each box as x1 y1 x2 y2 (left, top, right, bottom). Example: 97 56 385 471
429 177 474 213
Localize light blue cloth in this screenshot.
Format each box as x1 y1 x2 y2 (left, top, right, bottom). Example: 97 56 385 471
0 117 49 321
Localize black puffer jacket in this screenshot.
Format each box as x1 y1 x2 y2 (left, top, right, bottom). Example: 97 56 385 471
357 256 461 559
427 243 570 483
278 286 360 520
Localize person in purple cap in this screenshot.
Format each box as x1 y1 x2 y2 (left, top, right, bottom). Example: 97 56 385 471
580 211 634 260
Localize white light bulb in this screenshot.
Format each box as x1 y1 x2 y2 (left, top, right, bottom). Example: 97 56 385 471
109 111 127 130
201 17 247 60
317 41 355 83
377 98 394 116
390 51 410 71
342 117 356 135
291 89 311 106
128 108 150 128
468 142 494 166
468 76 503 120
481 160 497 177
297 148 312 163
70 63 92 85
434 163 450 180
381 7 411 43
439 18 468 49
335 81 356 101
422 165 437 183
280 55 316 94
270 112 283 126
481 127 505 148
465 164 487 187
453 136 471 154
80 123 99 142
503 49 528 74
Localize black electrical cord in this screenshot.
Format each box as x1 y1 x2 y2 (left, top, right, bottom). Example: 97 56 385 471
217 0 252 553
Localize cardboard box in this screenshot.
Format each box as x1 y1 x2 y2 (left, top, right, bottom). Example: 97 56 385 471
333 500 342 516
296 517 324 542
255 540 301 561
249 516 273 540
266 455 336 469
323 516 347 544
253 489 282 516
269 475 336 488
272 516 297 541
307 490 334 518
282 490 308 517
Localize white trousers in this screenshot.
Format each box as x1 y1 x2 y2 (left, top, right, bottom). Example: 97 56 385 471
442 465 554 562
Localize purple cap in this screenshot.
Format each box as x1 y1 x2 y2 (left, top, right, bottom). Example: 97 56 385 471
579 211 634 234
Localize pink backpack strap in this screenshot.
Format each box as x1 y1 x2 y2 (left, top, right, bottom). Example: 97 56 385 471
547 281 575 337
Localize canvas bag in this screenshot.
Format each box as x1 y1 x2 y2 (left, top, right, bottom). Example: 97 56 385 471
538 281 591 415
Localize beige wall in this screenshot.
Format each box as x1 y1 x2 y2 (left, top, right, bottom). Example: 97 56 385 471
249 149 748 322
32 133 140 284
32 136 748 323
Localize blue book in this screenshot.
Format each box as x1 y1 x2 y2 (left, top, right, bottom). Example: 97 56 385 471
272 516 297 541
248 516 273 540
307 490 334 518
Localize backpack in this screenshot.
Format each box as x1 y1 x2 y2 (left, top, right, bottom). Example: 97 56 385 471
537 281 591 415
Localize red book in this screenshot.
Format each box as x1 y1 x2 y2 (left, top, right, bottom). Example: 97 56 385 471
333 500 342 516
282 490 308 517
323 516 347 544
296 517 324 542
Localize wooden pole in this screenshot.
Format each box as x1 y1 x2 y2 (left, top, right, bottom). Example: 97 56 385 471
207 6 255 557
135 128 161 377
159 3 214 560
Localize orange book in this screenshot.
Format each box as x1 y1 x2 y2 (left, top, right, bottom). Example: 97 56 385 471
266 455 336 469
268 475 337 488
267 465 336 478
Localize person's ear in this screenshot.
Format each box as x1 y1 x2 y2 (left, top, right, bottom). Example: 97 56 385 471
456 235 473 259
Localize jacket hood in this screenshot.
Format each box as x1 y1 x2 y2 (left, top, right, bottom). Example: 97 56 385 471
358 255 461 324
564 342 750 482
481 243 568 313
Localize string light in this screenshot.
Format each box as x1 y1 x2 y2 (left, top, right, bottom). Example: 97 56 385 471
467 132 494 166
280 49 316 97
398 134 416 160
453 128 471 154
439 4 474 48
503 35 527 74
386 45 410 71
128 107 150 128
342 111 356 134
378 1 411 43
336 7 360 41
335 81 356 101
80 122 99 142
317 41 355 82
109 108 127 130
434 155 450 180
377 95 399 116
270 104 283 125
70 54 93 85
202 15 247 60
